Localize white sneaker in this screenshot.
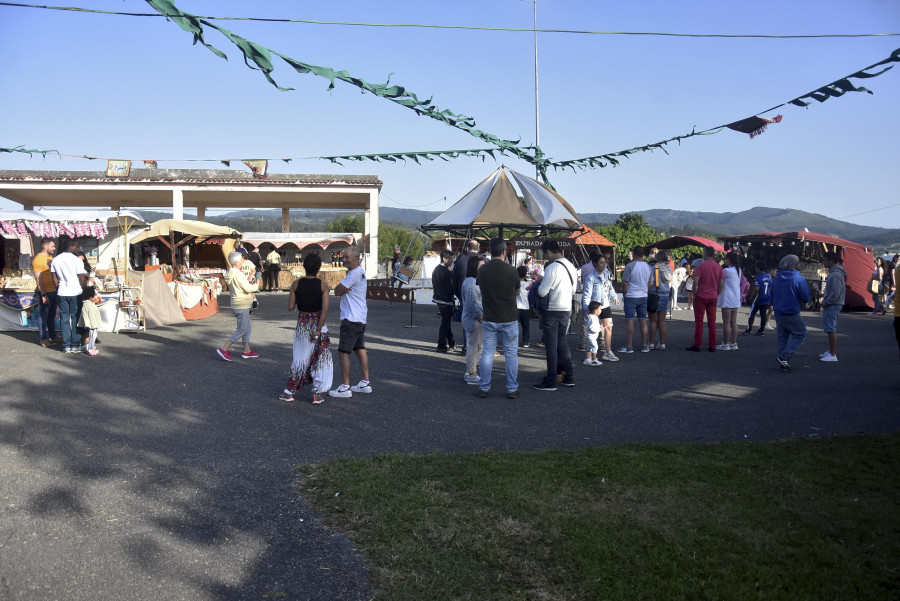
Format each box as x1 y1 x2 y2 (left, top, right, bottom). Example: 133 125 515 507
591 359 603 366
602 352 620 362
465 374 481 385
647 343 656 350
729 343 739 351
656 344 666 351
818 351 830 358
716 343 731 351
582 359 594 366
350 380 372 393
328 385 352 398
766 323 776 330
820 353 838 362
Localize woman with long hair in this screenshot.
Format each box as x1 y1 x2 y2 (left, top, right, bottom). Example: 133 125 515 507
717 251 742 350
280 253 333 404
871 257 886 315
647 250 672 350
462 255 486 385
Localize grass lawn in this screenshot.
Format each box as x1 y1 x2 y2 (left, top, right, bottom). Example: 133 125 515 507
297 434 900 601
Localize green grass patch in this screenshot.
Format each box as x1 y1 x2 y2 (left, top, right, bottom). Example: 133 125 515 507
297 435 900 600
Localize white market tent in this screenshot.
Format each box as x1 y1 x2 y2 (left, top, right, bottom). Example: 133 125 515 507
422 167 583 238
0 208 148 273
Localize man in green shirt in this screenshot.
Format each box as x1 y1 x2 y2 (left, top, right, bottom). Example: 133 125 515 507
476 238 521 399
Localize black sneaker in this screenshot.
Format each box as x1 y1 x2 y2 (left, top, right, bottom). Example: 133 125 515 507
685 345 701 352
507 390 520 399
561 380 575 388
707 347 716 352
435 346 448 353
776 356 791 372
532 381 557 391
756 330 766 336
478 389 489 398
742 330 753 336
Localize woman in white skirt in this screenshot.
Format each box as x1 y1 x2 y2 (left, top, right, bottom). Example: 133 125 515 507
279 253 333 404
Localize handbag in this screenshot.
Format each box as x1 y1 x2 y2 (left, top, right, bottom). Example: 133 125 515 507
869 278 880 294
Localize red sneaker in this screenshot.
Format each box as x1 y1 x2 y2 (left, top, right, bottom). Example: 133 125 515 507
216 348 232 362
241 350 260 359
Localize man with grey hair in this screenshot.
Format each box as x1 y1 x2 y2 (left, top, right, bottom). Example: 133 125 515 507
772 254 810 372
217 251 260 361
329 246 372 397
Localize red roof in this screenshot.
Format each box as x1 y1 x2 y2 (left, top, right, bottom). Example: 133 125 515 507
568 225 616 247
719 231 871 252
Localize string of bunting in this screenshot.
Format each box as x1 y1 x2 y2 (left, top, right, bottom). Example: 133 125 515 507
3 2 899 38
321 147 531 166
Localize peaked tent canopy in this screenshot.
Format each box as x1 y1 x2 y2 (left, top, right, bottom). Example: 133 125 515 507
421 167 582 238
130 219 240 243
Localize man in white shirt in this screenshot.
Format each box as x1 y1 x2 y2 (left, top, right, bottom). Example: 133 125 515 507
533 240 578 391
265 248 281 292
329 247 371 398
50 239 87 353
618 246 651 353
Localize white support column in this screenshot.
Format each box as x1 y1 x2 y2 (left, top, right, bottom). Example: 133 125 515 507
363 189 379 278
172 188 184 220
196 206 206 221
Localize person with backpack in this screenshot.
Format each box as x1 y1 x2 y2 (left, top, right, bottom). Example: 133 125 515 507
532 240 578 391
717 251 743 351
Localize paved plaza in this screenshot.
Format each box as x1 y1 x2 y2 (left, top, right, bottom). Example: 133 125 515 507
1 293 897 600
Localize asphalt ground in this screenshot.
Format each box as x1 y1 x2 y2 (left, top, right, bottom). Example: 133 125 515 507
1 292 898 600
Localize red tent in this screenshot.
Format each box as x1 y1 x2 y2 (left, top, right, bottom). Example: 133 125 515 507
720 231 875 310
645 235 724 253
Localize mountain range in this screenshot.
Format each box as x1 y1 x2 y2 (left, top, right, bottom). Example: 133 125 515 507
135 206 898 251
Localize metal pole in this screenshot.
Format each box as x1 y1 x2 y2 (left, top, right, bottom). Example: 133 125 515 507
533 0 540 181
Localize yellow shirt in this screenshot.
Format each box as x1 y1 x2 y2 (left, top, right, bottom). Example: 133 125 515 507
266 250 281 265
226 268 258 309
31 253 57 293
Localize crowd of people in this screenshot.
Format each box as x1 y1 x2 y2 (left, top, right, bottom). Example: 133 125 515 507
209 239 900 404
31 237 104 355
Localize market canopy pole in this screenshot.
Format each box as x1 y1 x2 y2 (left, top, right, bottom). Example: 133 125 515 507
115 213 137 283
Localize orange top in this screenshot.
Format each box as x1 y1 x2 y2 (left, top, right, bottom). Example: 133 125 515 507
31 253 57 293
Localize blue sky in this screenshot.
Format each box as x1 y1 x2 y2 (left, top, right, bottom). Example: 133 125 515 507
1 0 898 229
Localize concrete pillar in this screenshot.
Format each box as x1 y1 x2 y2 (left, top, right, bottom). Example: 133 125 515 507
196 206 206 221
282 208 290 233
172 188 184 220
363 189 379 278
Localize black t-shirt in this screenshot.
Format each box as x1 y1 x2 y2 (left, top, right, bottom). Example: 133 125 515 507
477 259 520 323
295 277 323 313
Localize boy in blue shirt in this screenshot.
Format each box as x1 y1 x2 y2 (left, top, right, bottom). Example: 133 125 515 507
744 260 772 335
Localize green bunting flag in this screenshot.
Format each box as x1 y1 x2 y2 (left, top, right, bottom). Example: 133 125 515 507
320 147 528 166
789 47 900 107
1 146 59 157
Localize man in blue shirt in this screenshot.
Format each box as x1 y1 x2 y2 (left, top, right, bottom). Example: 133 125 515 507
772 254 810 372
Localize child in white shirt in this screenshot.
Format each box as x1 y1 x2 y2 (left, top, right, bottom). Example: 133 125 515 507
583 301 603 366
